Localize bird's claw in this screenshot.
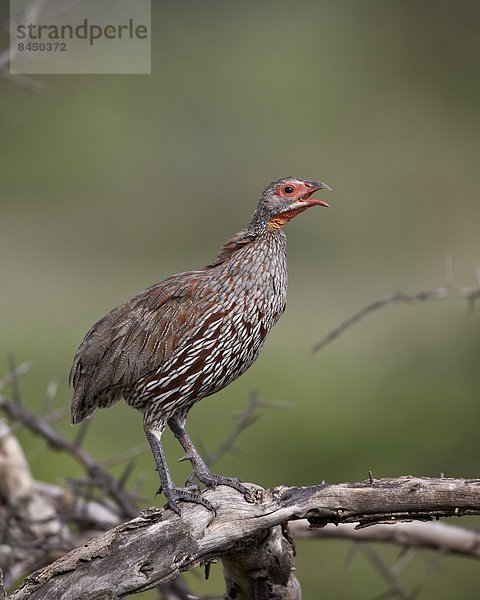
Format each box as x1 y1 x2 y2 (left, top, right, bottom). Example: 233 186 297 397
193 471 252 499
162 485 217 516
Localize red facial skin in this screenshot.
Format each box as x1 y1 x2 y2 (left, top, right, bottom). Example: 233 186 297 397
268 181 329 230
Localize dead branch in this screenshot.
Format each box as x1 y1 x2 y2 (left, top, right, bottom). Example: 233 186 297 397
312 284 480 353
0 414 480 600
0 394 137 518
290 519 480 559
0 418 73 587
7 476 480 599
0 568 5 600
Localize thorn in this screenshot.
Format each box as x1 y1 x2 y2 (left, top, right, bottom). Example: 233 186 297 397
343 541 358 571
43 375 62 414
118 459 136 489
8 354 22 404
368 470 374 484
102 443 148 468
439 472 445 478
178 454 190 463
204 562 211 580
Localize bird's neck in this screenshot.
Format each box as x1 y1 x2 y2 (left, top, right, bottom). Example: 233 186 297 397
209 225 286 268
246 206 270 236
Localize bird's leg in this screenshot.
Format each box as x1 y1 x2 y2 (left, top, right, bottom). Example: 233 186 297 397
168 415 251 498
143 419 215 515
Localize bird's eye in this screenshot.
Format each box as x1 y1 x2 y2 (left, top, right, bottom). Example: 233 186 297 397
283 185 295 194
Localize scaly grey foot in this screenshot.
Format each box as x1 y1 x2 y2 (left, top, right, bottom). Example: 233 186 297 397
157 483 216 515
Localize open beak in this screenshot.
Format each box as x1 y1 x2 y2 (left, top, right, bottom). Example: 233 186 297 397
279 180 333 215
302 180 332 207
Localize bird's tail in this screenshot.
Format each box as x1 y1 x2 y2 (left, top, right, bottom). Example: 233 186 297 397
71 385 96 424
71 385 122 424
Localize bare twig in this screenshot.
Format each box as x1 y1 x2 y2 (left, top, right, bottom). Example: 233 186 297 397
206 392 261 467
0 48 9 73
361 544 411 600
0 71 55 94
2 0 86 95
6 356 24 404
204 392 291 468
312 284 480 353
0 361 31 393
42 377 62 415
102 443 148 469
289 520 480 560
72 418 91 448
1 0 56 94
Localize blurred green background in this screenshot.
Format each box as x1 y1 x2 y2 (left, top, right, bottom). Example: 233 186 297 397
1 1 479 598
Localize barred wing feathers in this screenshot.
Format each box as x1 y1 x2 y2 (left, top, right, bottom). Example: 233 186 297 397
70 270 212 424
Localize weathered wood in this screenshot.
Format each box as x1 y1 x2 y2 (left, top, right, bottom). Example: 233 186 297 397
0 567 6 600
222 525 300 600
0 419 72 587
8 476 480 599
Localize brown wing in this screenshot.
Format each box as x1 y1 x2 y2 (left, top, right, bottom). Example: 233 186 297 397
70 269 212 423
208 229 255 267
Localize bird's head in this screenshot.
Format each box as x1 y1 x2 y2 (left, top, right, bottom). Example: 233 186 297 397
249 176 332 233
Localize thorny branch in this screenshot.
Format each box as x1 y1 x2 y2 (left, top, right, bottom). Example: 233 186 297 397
312 281 480 353
6 477 480 600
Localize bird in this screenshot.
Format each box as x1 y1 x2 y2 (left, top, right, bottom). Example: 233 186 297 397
70 176 331 514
